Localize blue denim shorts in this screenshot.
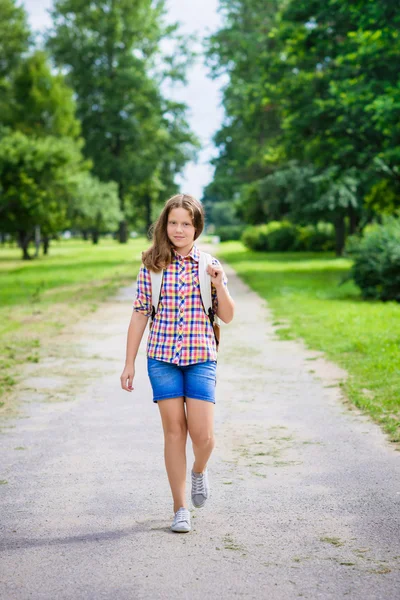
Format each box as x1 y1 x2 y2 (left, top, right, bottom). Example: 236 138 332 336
147 357 217 403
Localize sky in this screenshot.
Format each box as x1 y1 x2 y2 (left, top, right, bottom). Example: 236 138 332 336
23 0 226 200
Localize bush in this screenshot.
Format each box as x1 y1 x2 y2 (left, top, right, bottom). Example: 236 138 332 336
296 223 335 251
241 221 335 252
241 224 270 251
214 224 246 242
345 217 400 301
265 221 299 251
242 221 298 251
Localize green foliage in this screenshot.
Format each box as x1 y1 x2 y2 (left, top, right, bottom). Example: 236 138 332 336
69 173 122 235
206 200 241 228
242 222 297 252
46 0 199 235
4 50 81 138
204 0 282 204
297 223 335 252
0 0 31 121
214 224 246 242
0 130 89 257
346 217 400 302
0 0 31 80
242 221 335 252
206 0 400 252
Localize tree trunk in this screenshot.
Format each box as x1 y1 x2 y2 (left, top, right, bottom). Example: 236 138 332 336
43 236 50 255
348 205 359 235
118 220 128 243
18 230 33 260
92 229 99 244
334 215 346 256
117 180 128 243
82 230 89 240
34 225 41 258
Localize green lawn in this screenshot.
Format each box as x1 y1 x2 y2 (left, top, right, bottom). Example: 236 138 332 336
0 238 145 406
217 241 400 443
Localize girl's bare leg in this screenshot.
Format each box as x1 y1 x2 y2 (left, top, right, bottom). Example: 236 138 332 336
157 397 188 512
186 398 215 473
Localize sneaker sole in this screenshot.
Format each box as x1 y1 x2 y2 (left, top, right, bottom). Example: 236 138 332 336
171 524 191 533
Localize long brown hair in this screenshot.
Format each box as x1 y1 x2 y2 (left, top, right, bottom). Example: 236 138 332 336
142 193 204 272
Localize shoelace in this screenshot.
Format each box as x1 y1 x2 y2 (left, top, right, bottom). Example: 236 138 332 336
174 508 189 523
192 471 206 495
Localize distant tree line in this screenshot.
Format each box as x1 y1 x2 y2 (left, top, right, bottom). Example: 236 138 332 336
0 0 198 259
203 0 400 255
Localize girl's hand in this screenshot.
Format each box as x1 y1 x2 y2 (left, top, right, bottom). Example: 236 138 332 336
207 264 225 288
120 363 135 392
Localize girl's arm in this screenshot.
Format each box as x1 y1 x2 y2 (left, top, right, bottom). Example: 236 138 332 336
120 311 149 392
207 263 235 324
214 284 235 323
120 312 149 392
125 311 149 365
121 264 152 391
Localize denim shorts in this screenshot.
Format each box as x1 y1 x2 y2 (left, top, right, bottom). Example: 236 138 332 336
147 357 217 403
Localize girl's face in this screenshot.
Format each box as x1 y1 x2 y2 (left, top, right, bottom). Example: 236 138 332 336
167 207 196 253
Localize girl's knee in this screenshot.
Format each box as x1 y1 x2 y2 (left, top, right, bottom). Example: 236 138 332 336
191 431 215 448
164 425 188 443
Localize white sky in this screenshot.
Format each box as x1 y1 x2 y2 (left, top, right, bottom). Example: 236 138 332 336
23 0 225 199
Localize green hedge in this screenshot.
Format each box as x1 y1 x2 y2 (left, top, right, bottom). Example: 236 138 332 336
241 221 335 252
346 217 400 301
214 224 246 241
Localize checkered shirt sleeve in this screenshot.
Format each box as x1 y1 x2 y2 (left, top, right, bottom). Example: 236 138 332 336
133 264 152 318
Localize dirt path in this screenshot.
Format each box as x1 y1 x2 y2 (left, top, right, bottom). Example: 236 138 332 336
1 249 400 599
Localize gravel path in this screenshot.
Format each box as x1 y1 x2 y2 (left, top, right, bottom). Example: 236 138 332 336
1 252 400 600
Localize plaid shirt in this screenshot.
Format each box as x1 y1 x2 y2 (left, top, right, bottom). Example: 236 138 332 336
133 244 229 366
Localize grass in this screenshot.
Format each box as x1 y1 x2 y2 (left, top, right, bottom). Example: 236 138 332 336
0 237 145 407
217 241 400 443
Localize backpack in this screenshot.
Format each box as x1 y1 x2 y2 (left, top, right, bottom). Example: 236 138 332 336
149 251 221 350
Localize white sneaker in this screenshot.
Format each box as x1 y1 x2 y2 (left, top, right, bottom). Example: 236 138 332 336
191 467 210 508
171 507 191 533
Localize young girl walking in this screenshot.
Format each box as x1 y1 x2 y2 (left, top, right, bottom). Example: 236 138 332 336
120 193 234 533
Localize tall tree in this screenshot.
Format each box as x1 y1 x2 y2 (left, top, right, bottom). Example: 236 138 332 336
0 131 89 259
46 0 198 241
206 0 400 253
0 0 30 79
4 50 81 139
204 0 283 208
0 0 31 120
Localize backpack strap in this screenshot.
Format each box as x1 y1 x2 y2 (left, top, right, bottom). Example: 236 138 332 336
150 269 164 322
199 251 220 328
199 251 213 316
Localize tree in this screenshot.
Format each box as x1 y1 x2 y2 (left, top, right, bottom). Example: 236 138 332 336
0 0 31 120
204 0 284 207
3 50 81 139
46 0 198 241
206 0 400 254
0 0 30 80
68 173 122 243
0 131 90 259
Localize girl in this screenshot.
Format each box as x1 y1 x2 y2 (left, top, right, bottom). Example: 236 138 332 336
120 193 234 533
